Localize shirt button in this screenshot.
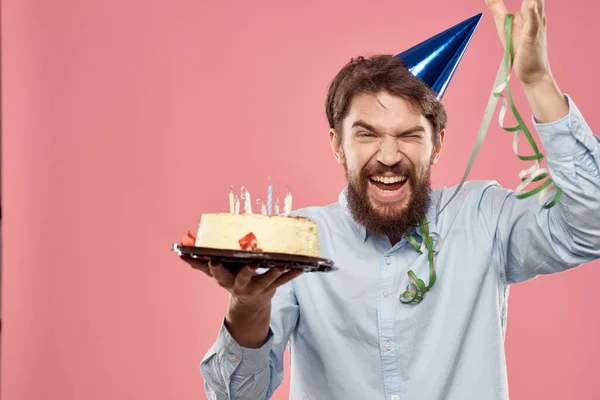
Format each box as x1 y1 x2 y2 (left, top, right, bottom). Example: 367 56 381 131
385 257 391 265
391 396 399 400
384 342 392 350
382 291 389 297
231 354 238 362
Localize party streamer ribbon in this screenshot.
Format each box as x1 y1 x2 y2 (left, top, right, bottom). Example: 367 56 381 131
401 14 562 304
401 216 437 304
434 13 562 220
495 15 562 206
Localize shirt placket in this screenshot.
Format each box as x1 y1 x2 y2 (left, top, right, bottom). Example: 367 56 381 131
378 250 403 400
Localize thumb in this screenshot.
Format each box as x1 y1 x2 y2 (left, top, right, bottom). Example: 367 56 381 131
486 0 509 45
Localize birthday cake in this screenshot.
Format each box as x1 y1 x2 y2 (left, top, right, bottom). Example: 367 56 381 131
195 213 321 257
193 185 321 257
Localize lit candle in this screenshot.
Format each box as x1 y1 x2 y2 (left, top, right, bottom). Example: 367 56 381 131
283 190 292 216
229 185 235 214
244 189 253 214
275 197 280 215
267 181 273 216
234 195 240 214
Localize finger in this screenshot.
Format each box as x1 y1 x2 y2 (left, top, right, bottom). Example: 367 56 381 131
485 0 508 19
233 265 259 290
541 0 546 26
522 0 544 13
250 266 288 289
180 257 213 277
267 268 304 289
485 0 510 44
191 262 212 276
209 261 236 288
523 0 541 37
535 0 545 26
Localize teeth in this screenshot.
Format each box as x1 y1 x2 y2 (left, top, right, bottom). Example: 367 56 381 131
372 185 396 193
371 175 407 184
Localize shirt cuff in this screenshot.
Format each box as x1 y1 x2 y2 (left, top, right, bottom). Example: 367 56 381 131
214 320 274 376
533 94 600 160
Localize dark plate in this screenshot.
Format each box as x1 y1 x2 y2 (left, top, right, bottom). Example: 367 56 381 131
171 244 338 273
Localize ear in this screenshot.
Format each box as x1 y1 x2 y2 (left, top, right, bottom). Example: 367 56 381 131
431 129 445 165
329 129 345 165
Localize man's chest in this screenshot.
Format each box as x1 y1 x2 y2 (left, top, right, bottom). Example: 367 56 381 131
293 229 504 341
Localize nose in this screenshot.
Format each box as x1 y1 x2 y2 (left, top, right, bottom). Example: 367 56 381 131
375 138 402 166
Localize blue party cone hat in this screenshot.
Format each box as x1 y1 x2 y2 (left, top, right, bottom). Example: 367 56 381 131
396 13 482 100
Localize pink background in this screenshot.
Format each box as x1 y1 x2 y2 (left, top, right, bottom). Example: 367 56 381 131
3 0 600 399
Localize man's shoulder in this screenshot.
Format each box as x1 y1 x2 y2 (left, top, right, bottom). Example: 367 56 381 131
430 179 510 212
291 201 341 222
432 179 506 197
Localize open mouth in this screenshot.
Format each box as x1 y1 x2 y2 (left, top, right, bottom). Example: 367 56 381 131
369 175 408 193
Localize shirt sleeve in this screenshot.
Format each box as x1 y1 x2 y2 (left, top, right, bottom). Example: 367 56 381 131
477 94 600 284
200 279 300 399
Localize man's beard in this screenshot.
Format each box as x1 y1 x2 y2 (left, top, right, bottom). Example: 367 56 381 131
345 161 432 241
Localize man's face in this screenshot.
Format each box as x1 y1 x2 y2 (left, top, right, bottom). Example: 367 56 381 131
330 91 444 241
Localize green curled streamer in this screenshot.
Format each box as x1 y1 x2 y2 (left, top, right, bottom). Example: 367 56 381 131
494 13 563 208
400 14 563 304
407 234 423 254
400 217 436 304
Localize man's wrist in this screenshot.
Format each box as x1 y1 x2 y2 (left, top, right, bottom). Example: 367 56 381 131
521 72 569 124
228 294 271 313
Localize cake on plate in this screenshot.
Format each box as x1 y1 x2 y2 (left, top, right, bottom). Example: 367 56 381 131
193 184 321 257
195 212 321 257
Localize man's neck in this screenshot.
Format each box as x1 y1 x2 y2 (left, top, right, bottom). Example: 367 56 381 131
388 236 402 247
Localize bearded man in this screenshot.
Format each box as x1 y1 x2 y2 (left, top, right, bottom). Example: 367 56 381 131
180 1 600 398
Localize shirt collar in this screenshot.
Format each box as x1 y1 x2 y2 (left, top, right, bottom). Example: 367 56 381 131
338 185 437 244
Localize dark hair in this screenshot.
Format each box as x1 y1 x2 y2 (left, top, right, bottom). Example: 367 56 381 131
325 54 447 141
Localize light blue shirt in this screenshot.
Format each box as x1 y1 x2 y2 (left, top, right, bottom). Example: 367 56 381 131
200 95 600 400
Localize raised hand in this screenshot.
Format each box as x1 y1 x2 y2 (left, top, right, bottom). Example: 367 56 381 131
485 0 550 85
